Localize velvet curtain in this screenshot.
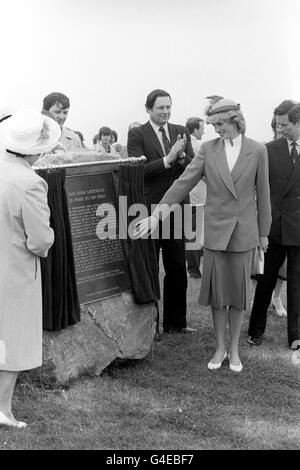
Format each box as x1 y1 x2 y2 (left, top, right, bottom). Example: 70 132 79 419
118 161 160 304
36 168 81 330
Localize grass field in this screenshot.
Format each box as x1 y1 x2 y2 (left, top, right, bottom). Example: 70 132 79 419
0 270 299 450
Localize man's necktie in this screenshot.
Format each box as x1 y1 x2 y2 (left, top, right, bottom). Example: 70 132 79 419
291 142 298 166
159 127 171 156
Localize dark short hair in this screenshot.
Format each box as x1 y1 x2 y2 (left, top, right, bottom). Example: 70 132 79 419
145 89 171 110
288 104 300 124
185 117 204 134
111 130 118 141
41 109 54 119
271 115 276 131
274 100 298 116
43 92 70 111
93 134 99 145
271 115 277 139
99 126 112 138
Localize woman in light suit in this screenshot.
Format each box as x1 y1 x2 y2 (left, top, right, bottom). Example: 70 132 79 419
0 109 60 428
135 97 271 372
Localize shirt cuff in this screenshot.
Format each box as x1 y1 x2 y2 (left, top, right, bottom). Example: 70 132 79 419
163 156 171 169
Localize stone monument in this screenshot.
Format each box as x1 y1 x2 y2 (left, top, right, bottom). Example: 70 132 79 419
28 152 157 385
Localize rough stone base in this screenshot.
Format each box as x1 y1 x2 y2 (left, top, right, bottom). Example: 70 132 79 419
23 293 156 386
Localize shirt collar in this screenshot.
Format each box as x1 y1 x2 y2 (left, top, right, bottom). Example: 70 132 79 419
149 119 168 134
287 138 300 146
224 133 242 147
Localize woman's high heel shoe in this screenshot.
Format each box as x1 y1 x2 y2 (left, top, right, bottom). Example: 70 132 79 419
228 354 243 372
207 350 227 370
0 410 27 429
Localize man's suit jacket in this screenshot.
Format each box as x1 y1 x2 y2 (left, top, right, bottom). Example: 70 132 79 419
267 137 300 245
156 135 271 252
127 121 194 205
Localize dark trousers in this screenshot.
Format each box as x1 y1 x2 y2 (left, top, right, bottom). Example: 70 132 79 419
186 205 202 275
248 244 300 346
154 218 187 332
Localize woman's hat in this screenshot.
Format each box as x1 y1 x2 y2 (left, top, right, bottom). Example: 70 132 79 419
205 96 240 116
0 109 61 155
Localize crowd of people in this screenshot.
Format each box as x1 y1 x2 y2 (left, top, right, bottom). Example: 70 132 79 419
0 89 300 429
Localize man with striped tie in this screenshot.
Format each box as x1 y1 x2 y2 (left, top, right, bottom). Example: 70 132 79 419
248 100 300 350
127 89 195 334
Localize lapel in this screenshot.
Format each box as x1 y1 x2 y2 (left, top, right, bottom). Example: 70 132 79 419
282 139 300 196
144 121 164 158
274 138 293 179
231 135 252 184
212 138 238 199
168 123 178 146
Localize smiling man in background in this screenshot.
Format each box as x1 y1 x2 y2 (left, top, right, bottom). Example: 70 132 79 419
248 100 300 350
42 92 82 151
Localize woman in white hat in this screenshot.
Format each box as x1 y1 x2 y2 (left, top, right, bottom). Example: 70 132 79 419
134 97 271 372
0 109 60 428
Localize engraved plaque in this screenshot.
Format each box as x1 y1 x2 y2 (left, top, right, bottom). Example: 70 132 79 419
65 169 130 304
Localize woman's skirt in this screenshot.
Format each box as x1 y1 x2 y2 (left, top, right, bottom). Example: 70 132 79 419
199 248 254 310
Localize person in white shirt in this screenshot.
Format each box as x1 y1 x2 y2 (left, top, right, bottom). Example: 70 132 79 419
127 89 196 334
94 126 119 158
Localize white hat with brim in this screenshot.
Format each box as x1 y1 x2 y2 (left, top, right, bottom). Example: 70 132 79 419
0 108 61 155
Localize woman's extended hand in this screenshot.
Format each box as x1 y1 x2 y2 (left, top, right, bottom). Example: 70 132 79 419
259 236 269 254
133 215 159 238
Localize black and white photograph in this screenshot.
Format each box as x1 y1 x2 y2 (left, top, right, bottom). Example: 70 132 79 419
0 0 299 454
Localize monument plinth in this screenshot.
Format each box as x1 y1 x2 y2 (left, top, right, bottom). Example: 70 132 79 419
28 153 156 385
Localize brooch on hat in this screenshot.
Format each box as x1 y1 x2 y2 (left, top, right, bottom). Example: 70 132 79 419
205 95 240 116
205 96 224 115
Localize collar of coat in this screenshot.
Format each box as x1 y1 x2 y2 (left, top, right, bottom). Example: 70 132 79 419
208 135 252 199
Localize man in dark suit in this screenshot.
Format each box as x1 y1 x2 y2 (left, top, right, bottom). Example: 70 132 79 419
127 89 195 334
248 100 300 349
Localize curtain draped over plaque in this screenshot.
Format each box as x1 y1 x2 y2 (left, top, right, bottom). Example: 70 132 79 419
36 168 81 330
118 162 160 304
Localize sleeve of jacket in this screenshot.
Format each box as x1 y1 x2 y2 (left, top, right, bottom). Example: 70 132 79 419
22 177 55 257
256 144 272 237
127 127 166 178
154 147 205 219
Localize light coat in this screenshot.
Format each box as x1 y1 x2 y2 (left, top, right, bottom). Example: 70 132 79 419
0 152 54 371
159 135 272 252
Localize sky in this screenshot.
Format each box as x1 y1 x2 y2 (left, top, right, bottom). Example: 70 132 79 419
0 0 299 147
